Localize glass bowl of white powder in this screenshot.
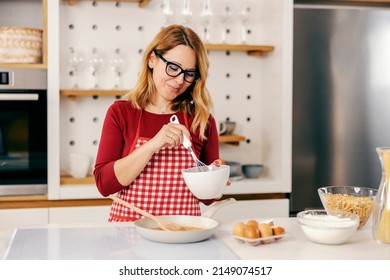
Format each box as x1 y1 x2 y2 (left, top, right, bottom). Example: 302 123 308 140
297 209 359 245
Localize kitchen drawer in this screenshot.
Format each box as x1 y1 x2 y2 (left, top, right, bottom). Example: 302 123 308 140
200 199 289 223
49 206 111 224
0 208 49 227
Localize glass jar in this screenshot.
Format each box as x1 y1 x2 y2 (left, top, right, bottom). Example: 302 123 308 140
372 147 390 243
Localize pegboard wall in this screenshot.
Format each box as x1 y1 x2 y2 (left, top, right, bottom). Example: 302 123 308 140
59 0 287 178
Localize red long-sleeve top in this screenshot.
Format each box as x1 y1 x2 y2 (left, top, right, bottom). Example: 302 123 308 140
94 100 220 197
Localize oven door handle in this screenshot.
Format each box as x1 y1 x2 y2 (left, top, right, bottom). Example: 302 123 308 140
0 93 39 101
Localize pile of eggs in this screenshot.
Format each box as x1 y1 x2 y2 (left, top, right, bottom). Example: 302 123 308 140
233 219 285 245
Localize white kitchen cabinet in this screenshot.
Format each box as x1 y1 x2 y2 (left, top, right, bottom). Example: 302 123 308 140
0 206 111 226
200 199 289 223
49 206 111 224
0 208 48 227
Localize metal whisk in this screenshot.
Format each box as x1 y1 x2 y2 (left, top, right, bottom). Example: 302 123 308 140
170 115 211 172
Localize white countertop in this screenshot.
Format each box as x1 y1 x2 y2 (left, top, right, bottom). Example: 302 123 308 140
1 218 389 260
218 218 390 260
2 223 237 260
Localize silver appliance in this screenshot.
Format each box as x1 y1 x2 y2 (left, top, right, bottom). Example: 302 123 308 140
291 1 390 213
0 68 47 196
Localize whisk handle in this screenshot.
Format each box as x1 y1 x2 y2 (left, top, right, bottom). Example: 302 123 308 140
170 115 192 148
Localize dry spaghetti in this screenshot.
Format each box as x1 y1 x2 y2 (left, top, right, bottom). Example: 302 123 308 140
323 194 374 229
374 149 390 242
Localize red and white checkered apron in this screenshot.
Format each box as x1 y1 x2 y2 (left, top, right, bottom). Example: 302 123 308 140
109 112 200 222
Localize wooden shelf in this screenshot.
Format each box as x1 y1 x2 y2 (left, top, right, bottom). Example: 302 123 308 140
66 0 150 7
204 44 274 56
0 197 111 209
0 63 47 69
60 176 96 185
60 89 128 98
219 134 246 145
0 195 48 202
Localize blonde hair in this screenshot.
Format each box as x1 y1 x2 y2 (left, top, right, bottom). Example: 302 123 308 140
124 24 213 140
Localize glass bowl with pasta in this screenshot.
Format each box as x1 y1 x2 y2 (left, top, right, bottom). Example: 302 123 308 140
318 186 377 229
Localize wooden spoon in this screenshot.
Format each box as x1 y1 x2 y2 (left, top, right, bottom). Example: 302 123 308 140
108 195 185 231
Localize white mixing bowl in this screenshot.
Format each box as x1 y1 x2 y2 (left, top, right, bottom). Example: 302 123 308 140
182 165 230 199
297 209 359 245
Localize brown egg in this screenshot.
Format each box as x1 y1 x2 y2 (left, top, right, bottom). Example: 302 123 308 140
246 219 259 228
272 226 285 235
262 219 274 227
266 220 274 227
244 225 260 239
258 223 273 243
272 226 285 240
233 221 246 238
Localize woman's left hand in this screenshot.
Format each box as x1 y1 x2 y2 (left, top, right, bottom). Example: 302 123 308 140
211 159 231 187
199 159 231 206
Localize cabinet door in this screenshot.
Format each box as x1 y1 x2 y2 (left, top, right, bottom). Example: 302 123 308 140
200 199 289 223
49 206 111 224
0 208 48 226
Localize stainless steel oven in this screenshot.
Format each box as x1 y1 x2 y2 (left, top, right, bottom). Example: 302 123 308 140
0 68 47 196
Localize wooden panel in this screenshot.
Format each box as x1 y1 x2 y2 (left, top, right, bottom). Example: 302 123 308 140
42 0 48 67
60 176 95 185
0 193 285 210
0 198 112 209
66 0 150 7
0 196 48 202
60 89 128 97
0 63 47 69
205 44 274 56
219 134 246 143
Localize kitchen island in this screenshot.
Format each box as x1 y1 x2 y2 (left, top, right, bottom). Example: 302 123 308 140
1 218 389 260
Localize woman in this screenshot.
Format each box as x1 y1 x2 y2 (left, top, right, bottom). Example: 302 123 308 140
94 24 221 222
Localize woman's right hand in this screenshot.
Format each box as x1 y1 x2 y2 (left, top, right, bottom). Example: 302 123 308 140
147 122 191 153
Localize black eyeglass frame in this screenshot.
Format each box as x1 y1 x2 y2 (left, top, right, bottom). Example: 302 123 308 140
155 52 199 83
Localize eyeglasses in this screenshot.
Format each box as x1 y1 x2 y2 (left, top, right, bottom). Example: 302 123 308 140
155 52 199 83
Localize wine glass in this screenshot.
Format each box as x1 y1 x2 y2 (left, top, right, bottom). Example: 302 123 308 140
181 0 193 26
200 0 213 43
67 47 85 89
162 0 174 26
109 48 128 89
88 47 106 89
238 3 252 44
217 1 232 43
